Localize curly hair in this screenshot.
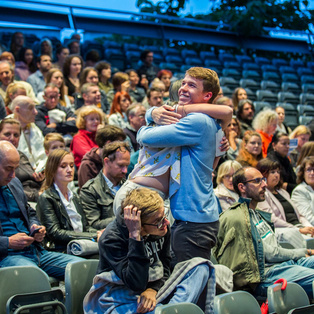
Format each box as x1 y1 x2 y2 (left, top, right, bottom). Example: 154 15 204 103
76 105 105 130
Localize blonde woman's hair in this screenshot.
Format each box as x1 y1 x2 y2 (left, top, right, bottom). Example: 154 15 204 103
289 125 311 139
216 160 242 185
76 105 105 129
252 109 278 132
43 133 65 151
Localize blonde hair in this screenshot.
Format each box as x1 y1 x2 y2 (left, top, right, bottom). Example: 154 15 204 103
252 109 278 132
43 133 65 151
121 188 163 223
4 82 26 107
289 125 311 139
216 160 242 185
76 105 105 129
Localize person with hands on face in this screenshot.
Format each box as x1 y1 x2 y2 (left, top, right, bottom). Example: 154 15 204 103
0 141 82 279
84 188 212 314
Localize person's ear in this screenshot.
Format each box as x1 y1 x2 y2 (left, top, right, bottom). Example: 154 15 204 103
103 157 110 166
203 92 213 102
238 183 246 194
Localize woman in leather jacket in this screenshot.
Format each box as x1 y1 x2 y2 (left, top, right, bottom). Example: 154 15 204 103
36 149 99 252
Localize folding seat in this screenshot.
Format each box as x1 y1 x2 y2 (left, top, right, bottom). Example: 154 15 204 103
240 78 260 93
302 83 314 94
25 34 40 46
180 65 190 73
267 282 313 314
272 58 289 68
243 62 260 72
155 302 203 314
282 73 300 84
204 59 223 73
165 55 183 68
262 71 281 84
253 101 272 113
278 91 299 105
103 40 121 49
213 291 261 314
126 51 141 69
222 68 242 81
277 103 298 129
218 52 235 63
260 80 281 93
254 56 271 66
279 66 297 75
299 93 314 105
256 90 278 106
142 45 161 54
219 77 239 91
245 87 257 102
123 43 140 52
301 75 314 84
290 59 305 69
104 48 125 70
181 49 198 59
297 67 312 77
223 61 242 71
235 55 252 65
152 52 164 65
200 51 217 62
185 57 203 67
82 42 104 59
163 47 180 57
242 70 262 82
297 104 314 116
221 86 233 98
307 61 314 71
281 82 301 95
261 64 278 73
159 62 179 72
299 115 313 124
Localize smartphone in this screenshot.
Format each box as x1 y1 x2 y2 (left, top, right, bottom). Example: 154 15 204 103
30 227 42 237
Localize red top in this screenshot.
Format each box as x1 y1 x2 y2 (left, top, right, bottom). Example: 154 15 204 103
70 129 98 168
257 130 273 158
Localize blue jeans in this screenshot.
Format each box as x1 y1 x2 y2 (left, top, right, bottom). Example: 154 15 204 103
0 244 83 280
255 256 314 297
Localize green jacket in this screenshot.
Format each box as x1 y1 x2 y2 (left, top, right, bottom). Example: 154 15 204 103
213 198 272 291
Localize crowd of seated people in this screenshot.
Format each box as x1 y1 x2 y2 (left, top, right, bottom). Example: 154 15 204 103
0 31 314 312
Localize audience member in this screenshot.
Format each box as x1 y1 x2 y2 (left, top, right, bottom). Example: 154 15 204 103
214 166 314 298
78 125 126 189
289 125 311 168
147 87 163 108
236 130 263 167
232 87 247 111
0 118 44 202
80 141 130 229
36 149 99 252
15 47 36 81
0 97 6 120
3 82 26 115
126 69 146 102
224 116 242 160
75 67 110 113
236 99 255 137
292 156 314 225
63 55 83 99
0 141 82 279
0 52 15 67
9 32 24 60
257 158 313 248
43 133 65 155
0 60 37 103
67 39 81 55
26 54 52 96
10 95 47 171
84 49 100 67
137 49 160 84
216 96 234 110
95 61 113 94
212 87 223 104
106 71 131 105
276 106 291 134
108 91 131 129
214 160 242 211
253 109 278 157
70 105 105 168
157 69 172 100
84 188 211 313
35 84 77 136
267 132 296 194
39 38 53 59
296 142 314 172
123 104 146 152
53 46 69 70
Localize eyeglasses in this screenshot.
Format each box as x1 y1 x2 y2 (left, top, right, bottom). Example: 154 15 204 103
305 167 314 173
243 177 267 185
142 215 168 229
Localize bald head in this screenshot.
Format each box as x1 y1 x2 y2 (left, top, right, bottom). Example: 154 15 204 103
0 141 20 186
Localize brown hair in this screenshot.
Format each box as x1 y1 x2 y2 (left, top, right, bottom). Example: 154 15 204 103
256 158 282 189
296 142 314 167
297 156 314 184
45 68 67 107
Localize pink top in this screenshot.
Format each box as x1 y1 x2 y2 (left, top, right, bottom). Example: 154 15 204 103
70 129 98 168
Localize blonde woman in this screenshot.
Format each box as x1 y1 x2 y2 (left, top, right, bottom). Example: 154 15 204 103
289 125 311 168
252 109 278 157
70 105 105 168
214 160 242 211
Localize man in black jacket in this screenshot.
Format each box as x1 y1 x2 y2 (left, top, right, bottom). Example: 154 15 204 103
35 83 77 136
